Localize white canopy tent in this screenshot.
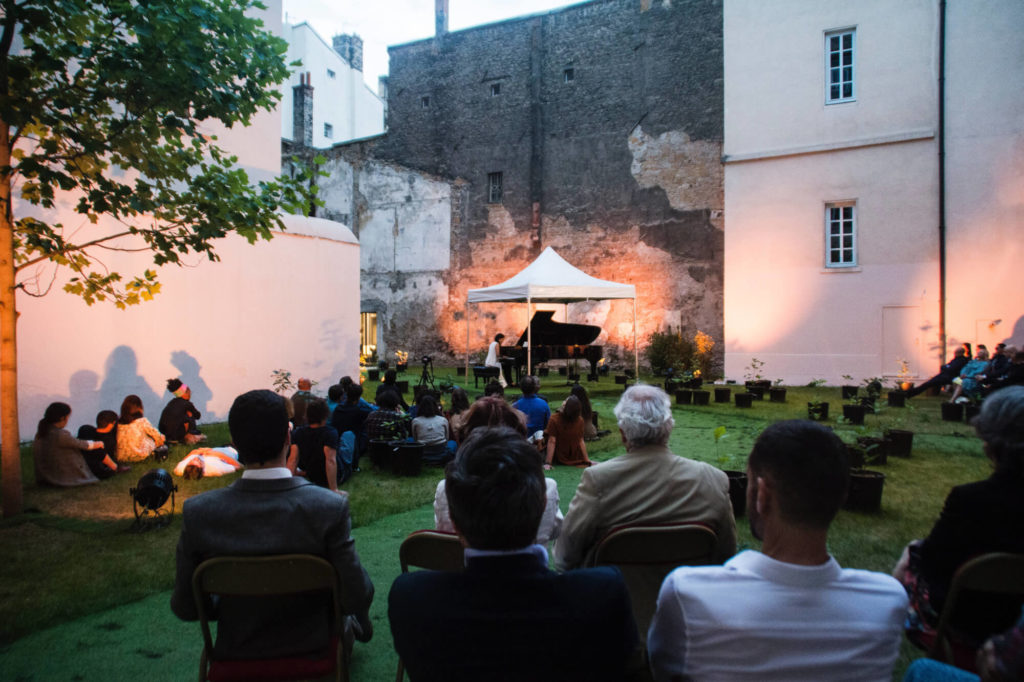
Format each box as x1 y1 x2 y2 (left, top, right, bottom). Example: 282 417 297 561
465 246 638 380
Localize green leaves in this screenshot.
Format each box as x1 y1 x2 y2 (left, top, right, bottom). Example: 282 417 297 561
2 0 315 306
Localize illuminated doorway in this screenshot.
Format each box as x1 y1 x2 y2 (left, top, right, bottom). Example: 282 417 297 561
360 312 378 360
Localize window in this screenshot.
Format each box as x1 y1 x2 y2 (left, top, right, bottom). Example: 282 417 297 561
487 172 503 203
563 68 574 83
825 202 856 267
326 69 336 79
421 95 430 108
490 83 501 96
323 122 333 139
825 29 855 103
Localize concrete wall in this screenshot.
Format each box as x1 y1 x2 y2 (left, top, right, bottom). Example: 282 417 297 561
944 1 1024 352
280 23 385 147
364 0 724 367
724 0 943 384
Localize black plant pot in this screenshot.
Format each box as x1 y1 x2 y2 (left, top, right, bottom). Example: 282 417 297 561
841 385 859 400
675 389 693 405
539 367 550 377
587 373 599 382
688 378 703 390
368 439 399 470
748 386 765 400
769 387 787 403
857 436 888 466
396 363 408 373
884 429 913 458
735 393 754 408
887 391 906 407
714 387 732 403
379 361 389 370
393 442 424 477
965 403 981 422
807 402 829 421
693 390 710 406
665 380 681 394
367 369 380 382
842 403 867 425
568 373 581 383
456 366 466 376
941 402 965 422
724 470 747 517
558 367 568 376
615 375 627 385
845 470 885 512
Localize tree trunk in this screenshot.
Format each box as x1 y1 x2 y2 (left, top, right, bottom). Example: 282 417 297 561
0 117 22 517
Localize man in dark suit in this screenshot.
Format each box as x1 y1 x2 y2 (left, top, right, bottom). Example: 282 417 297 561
906 347 969 398
389 426 640 682
170 389 373 660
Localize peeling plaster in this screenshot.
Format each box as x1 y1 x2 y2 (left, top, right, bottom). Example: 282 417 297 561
628 127 723 220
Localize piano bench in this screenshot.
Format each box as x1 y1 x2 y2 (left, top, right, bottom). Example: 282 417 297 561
473 366 501 388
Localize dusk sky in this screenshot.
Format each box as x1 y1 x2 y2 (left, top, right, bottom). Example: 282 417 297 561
282 0 584 88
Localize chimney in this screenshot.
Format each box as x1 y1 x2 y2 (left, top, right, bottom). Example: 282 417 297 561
332 33 363 72
292 72 313 147
435 0 449 37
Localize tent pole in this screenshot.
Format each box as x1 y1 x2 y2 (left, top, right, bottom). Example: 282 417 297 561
633 296 639 382
527 297 532 376
465 300 470 385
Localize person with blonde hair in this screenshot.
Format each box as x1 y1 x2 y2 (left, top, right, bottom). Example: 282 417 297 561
117 395 167 462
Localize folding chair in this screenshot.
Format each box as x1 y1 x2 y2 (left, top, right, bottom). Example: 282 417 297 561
395 530 465 681
929 552 1024 669
192 554 347 682
588 523 719 643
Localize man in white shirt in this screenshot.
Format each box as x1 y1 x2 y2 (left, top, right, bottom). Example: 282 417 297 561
647 419 908 681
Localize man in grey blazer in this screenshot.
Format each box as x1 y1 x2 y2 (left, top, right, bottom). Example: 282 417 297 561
171 389 374 660
554 384 737 571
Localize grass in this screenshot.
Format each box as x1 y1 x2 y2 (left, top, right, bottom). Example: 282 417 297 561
0 370 991 679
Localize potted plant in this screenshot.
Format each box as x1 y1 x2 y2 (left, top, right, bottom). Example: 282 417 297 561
895 358 915 392
693 389 711 405
394 350 409 373
744 357 766 392
806 379 829 421
855 436 888 466
675 389 693 405
860 377 883 412
941 401 965 422
844 468 886 512
840 375 859 400
965 400 982 422
842 400 867 425
393 441 424 476
769 379 787 403
615 373 627 384
735 392 754 408
884 427 913 458
714 429 747 518
367 368 380 382
664 368 682 394
714 386 732 403
538 365 550 377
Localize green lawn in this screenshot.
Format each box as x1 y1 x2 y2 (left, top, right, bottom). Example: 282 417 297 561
0 371 989 680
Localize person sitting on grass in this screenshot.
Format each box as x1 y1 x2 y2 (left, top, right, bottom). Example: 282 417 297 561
544 395 591 469
411 394 456 466
446 387 471 442
948 347 990 404
483 380 504 398
117 395 168 463
906 347 969 399
288 398 353 491
77 409 128 478
375 369 409 412
364 389 409 443
34 402 105 487
513 375 550 443
332 383 372 469
158 378 206 444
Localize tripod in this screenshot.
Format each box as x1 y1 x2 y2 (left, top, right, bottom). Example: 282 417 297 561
418 356 435 390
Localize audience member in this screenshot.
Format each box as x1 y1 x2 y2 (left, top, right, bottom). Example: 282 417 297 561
984 350 1024 393
411 394 455 466
332 383 372 467
116 395 167 462
906 348 969 398
174 448 242 479
648 419 908 680
77 409 126 478
375 369 409 411
290 377 314 427
446 387 471 440
365 389 409 442
158 378 206 444
571 383 606 440
391 426 639 681
483 379 504 397
33 402 104 487
434 401 562 547
986 343 1010 381
338 375 377 412
894 385 1024 648
902 606 1024 682
288 398 351 490
512 375 550 442
326 384 343 415
171 389 374 661
949 347 990 403
544 395 591 468
554 384 736 570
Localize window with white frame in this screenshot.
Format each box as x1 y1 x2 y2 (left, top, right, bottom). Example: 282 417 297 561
825 202 856 267
487 172 503 203
825 29 855 103
323 122 333 139
490 83 501 96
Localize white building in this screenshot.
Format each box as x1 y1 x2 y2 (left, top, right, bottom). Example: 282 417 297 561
280 22 385 147
723 0 1024 385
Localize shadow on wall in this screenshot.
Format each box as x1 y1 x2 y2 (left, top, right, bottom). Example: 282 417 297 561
1002 316 1024 349
170 350 215 422
98 345 161 421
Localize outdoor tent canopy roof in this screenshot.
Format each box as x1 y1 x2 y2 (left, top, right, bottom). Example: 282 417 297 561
466 247 636 303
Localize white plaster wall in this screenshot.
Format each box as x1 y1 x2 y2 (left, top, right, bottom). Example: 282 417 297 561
944 0 1024 351
724 141 939 385
280 23 385 147
724 0 937 157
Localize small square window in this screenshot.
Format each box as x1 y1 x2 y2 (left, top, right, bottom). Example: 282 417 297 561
563 68 574 83
488 172 503 203
490 83 501 96
825 201 857 267
327 69 336 79
324 122 333 139
421 96 430 108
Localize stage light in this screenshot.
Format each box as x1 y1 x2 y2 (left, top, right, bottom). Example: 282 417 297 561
129 468 178 530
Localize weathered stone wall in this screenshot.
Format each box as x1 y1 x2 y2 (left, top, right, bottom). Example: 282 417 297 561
300 0 724 369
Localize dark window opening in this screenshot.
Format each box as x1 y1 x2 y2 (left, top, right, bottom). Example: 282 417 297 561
488 172 503 203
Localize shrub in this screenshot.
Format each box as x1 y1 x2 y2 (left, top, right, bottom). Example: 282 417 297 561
645 328 695 376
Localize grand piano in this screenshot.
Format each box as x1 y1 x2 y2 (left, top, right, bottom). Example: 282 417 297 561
500 311 604 380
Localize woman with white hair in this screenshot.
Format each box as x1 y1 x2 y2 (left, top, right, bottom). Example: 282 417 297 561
895 385 1024 649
